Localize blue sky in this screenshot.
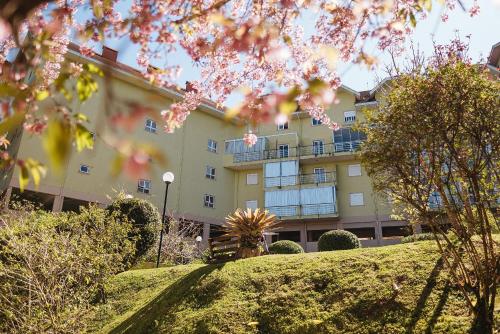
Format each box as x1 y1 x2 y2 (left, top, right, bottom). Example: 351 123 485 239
99 0 499 103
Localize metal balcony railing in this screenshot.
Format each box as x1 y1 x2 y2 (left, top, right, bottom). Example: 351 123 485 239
229 141 364 163
232 147 298 163
266 203 337 218
298 143 334 156
264 172 336 188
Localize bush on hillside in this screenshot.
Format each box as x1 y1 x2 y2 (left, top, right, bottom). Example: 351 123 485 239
268 240 304 254
318 230 360 251
401 233 441 243
0 205 134 333
107 197 160 264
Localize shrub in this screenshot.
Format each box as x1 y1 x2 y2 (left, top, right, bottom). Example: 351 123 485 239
317 230 360 251
0 205 134 333
401 233 441 243
106 197 160 264
268 240 304 254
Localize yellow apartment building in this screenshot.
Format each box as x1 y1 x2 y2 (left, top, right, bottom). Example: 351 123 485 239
6 42 497 251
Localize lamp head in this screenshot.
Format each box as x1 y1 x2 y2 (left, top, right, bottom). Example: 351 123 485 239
162 171 174 184
195 235 203 243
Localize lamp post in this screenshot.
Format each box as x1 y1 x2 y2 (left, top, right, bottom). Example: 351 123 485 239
156 171 174 268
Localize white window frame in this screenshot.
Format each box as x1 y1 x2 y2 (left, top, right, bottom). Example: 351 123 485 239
145 119 157 133
278 144 289 158
208 139 218 153
349 192 364 206
348 164 362 177
138 179 151 194
205 165 216 180
204 194 215 208
79 164 90 174
312 140 324 155
311 118 322 126
246 173 258 185
344 111 356 123
277 121 289 131
313 167 326 183
246 200 258 210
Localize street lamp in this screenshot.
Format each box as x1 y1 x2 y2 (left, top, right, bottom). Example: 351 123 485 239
156 171 174 268
195 235 203 254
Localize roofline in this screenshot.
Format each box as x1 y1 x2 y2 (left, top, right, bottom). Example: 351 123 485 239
339 84 360 97
488 41 500 67
65 46 236 123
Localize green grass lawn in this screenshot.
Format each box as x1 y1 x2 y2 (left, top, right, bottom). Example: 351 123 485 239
89 241 498 334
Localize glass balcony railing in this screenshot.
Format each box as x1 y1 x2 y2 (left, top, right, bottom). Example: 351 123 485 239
266 203 337 218
264 172 336 188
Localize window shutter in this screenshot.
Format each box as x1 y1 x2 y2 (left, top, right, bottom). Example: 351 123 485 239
349 193 364 206
348 164 362 176
246 173 258 185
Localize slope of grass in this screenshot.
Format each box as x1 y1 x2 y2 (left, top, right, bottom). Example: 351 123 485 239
89 241 497 334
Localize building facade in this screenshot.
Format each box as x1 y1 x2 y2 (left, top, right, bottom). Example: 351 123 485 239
14 42 500 251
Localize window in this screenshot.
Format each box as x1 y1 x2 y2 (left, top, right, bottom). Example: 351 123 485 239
278 144 289 158
79 164 90 174
349 192 364 206
306 229 330 242
145 119 157 133
208 139 217 153
246 200 258 210
312 140 324 155
348 164 362 176
277 121 289 130
311 118 322 126
246 173 258 185
204 194 215 208
333 128 367 152
344 111 356 123
137 179 151 194
271 231 301 243
313 168 326 183
205 166 216 180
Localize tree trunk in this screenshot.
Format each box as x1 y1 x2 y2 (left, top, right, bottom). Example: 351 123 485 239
471 296 493 334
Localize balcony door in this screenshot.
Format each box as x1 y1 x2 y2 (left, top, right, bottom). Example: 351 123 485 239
278 144 289 158
312 140 324 155
313 168 326 183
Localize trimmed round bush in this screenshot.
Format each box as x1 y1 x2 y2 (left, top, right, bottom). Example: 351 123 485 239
268 240 304 254
317 230 360 251
401 233 440 243
106 197 160 263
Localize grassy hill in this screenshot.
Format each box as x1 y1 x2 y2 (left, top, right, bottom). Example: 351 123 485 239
89 241 498 334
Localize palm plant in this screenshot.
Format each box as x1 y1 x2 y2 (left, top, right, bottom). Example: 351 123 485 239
223 208 279 258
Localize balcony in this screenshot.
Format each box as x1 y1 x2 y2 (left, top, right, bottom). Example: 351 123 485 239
266 203 337 219
264 171 336 188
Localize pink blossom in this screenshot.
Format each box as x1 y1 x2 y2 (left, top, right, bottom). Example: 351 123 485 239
243 132 258 147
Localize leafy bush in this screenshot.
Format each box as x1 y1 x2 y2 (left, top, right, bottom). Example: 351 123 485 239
401 233 441 243
106 197 160 264
268 240 304 254
317 230 361 251
0 205 134 333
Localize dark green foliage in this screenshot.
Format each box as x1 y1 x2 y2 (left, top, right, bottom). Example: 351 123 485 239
317 230 360 251
268 240 304 254
107 197 160 264
401 233 440 243
0 205 134 333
